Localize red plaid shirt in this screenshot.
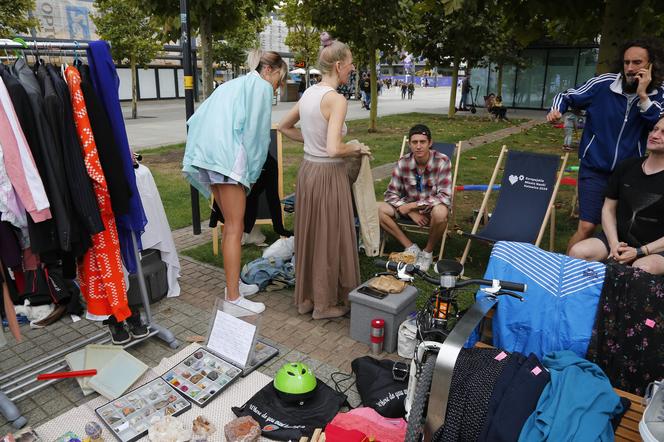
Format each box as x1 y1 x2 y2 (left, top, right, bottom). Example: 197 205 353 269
384 151 452 212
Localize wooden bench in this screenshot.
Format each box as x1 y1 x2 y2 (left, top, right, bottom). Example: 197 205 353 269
477 310 645 442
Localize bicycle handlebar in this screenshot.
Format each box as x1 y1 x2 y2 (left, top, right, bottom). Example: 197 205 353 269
374 259 527 293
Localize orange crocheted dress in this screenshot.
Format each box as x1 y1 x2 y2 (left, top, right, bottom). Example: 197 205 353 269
65 66 131 322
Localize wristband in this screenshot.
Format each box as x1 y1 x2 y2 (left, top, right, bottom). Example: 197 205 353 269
643 245 650 256
636 247 645 258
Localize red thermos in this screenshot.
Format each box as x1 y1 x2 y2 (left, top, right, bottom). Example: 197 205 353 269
371 318 385 354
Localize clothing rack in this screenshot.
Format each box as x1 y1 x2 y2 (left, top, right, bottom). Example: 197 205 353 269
0 40 178 429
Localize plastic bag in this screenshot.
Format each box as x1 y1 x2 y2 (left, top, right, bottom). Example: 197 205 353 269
398 317 417 359
262 237 295 260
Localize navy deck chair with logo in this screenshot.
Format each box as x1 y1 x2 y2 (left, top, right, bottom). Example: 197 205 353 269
379 137 461 260
459 146 568 266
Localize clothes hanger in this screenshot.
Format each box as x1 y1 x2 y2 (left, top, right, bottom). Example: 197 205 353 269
11 37 27 60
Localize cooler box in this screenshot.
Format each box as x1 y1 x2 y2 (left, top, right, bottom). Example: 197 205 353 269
349 283 418 353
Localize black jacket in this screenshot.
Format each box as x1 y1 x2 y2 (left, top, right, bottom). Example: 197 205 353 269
41 64 104 237
79 65 131 216
7 60 68 254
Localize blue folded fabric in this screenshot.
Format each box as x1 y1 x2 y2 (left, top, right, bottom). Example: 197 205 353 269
519 350 623 442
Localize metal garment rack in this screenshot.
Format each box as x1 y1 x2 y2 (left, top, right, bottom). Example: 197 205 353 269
0 40 179 429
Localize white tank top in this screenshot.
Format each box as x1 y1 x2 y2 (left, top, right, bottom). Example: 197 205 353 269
299 84 347 157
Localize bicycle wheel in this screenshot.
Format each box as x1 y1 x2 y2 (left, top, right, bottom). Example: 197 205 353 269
405 355 436 442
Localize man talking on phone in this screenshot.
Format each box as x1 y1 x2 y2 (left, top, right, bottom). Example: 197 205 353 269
547 39 664 252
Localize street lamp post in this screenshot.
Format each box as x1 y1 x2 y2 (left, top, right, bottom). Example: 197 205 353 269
180 0 201 235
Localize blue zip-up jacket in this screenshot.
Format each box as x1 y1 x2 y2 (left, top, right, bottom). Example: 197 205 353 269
550 73 664 172
467 242 606 359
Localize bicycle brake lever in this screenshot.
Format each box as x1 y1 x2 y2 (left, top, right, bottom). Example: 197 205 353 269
495 290 525 301
396 262 414 282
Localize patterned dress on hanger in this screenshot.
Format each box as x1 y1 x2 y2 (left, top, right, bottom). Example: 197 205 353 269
64 66 131 321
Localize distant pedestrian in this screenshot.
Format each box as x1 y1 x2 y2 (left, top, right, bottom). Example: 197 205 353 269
401 82 407 100
408 82 414 99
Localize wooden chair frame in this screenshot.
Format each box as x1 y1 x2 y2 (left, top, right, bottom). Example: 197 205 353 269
379 139 462 261
212 124 284 255
459 145 569 266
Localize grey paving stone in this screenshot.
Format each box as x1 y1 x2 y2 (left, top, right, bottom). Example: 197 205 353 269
23 407 48 427
0 356 24 372
42 396 73 416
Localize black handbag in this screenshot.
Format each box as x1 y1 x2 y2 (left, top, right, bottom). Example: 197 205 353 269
352 356 409 418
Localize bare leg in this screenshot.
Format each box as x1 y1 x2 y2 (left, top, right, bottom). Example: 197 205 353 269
566 220 597 254
633 255 664 275
568 238 609 261
211 184 246 301
424 205 448 253
377 202 412 248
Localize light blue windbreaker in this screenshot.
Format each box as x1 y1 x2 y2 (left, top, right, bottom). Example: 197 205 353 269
182 71 273 197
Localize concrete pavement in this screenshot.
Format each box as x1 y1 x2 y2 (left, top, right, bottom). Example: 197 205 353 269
122 86 547 151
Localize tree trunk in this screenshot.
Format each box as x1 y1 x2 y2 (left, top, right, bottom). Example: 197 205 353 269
596 0 644 74
448 56 459 117
369 48 378 132
497 64 504 97
199 14 214 98
305 60 310 90
130 56 138 119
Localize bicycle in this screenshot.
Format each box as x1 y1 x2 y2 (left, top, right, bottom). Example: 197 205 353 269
374 258 527 442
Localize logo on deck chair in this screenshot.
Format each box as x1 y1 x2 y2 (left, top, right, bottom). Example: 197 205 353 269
508 174 525 185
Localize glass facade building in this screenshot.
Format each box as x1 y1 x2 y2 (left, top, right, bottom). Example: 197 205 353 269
470 45 599 110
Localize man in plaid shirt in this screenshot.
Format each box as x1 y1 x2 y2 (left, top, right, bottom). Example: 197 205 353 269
378 124 452 271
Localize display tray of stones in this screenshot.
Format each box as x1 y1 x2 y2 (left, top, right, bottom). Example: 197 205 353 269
162 348 242 407
95 378 191 442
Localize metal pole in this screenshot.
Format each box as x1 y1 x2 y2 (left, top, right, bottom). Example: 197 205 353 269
180 0 201 235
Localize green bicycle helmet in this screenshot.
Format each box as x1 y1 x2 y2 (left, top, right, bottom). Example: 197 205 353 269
273 362 317 403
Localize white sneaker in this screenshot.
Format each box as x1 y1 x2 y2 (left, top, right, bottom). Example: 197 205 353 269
239 280 260 298
415 250 433 272
225 289 266 314
404 243 421 256
640 380 664 442
241 226 267 246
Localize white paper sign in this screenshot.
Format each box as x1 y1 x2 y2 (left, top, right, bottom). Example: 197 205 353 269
207 310 257 368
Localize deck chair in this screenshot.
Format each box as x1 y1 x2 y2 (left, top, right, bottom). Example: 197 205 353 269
379 139 462 260
458 145 569 265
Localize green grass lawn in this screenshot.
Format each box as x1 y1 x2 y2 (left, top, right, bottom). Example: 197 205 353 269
146 113 577 308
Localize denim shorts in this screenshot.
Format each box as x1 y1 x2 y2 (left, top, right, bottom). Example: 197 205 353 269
197 168 239 187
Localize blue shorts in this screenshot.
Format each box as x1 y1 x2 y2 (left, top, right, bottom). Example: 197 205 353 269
197 168 239 187
578 165 612 225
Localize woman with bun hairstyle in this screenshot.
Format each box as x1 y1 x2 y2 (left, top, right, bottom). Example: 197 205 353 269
183 49 287 314
279 33 371 319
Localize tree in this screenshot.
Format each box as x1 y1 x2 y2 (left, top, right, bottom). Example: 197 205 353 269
212 17 263 78
409 0 509 116
140 0 276 99
279 0 319 88
92 0 161 119
309 0 413 132
0 0 38 38
447 0 664 75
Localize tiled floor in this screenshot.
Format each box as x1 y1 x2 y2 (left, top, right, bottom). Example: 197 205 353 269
0 230 387 435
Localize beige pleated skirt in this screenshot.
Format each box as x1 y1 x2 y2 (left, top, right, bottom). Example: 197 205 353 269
294 156 360 311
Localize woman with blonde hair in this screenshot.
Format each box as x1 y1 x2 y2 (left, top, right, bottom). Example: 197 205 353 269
183 49 287 313
279 33 370 319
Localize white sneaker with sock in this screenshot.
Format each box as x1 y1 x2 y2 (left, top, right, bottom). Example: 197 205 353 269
225 288 265 314
239 280 260 297
404 243 421 257
415 250 433 272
